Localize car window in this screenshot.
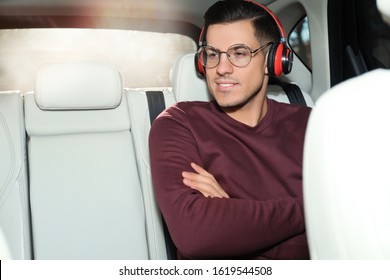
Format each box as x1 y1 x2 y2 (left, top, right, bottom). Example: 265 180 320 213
356 0 390 69
0 29 196 92
288 16 312 70
328 0 390 85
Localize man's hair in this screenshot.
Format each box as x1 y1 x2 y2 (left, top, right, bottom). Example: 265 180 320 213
203 0 280 46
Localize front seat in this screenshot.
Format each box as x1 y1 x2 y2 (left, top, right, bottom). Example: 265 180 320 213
303 69 390 259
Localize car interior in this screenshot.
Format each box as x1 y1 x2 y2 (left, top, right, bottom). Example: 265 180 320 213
0 0 389 260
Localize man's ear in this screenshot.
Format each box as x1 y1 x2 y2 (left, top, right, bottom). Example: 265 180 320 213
264 51 269 75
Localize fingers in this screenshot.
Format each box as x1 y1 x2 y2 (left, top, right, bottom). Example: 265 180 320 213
182 175 217 197
190 162 212 177
182 163 229 198
182 172 228 198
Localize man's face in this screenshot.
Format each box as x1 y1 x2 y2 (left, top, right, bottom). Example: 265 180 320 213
205 20 269 110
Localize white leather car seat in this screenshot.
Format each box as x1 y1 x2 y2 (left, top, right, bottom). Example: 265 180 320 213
170 53 314 106
0 225 12 259
303 69 390 259
0 91 32 259
24 62 149 259
126 88 176 259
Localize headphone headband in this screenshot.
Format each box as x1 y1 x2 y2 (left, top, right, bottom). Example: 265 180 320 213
244 0 286 41
198 27 206 48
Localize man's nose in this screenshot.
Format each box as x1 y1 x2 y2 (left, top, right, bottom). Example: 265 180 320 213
216 53 234 75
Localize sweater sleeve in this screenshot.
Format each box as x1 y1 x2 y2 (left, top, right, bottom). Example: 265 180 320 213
149 108 306 259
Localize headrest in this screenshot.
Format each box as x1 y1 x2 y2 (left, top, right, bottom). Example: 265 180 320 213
170 53 212 102
35 62 122 110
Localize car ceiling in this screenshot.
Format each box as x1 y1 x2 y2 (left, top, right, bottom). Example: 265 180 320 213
0 0 276 29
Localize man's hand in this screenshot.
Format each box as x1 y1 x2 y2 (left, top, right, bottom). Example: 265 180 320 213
182 162 230 198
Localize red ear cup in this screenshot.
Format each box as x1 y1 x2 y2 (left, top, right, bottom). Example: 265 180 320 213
244 0 294 76
195 48 206 76
267 42 293 77
195 27 207 77
283 47 294 74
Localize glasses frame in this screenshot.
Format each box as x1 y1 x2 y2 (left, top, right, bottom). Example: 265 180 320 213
197 42 272 68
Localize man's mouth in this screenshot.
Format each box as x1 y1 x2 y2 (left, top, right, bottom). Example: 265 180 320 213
216 80 238 90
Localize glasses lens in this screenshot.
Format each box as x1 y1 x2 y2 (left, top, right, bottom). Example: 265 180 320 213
199 46 219 68
227 45 252 67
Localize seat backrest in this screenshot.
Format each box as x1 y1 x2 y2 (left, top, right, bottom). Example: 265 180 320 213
170 53 314 106
0 225 12 259
24 62 149 259
126 88 176 259
0 91 32 260
303 69 390 259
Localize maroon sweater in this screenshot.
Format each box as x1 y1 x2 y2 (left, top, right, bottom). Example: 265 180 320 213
149 98 311 259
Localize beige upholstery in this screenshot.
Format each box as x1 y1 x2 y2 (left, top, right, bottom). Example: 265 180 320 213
0 91 32 260
24 62 149 259
304 69 390 259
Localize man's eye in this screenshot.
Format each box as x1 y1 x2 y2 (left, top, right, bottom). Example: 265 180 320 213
233 49 249 57
206 52 218 59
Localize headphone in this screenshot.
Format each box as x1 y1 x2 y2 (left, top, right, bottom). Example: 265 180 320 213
195 0 293 77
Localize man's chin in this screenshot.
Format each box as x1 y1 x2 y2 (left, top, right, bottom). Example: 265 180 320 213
215 99 246 112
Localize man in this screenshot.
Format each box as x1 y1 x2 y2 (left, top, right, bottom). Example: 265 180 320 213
149 0 311 259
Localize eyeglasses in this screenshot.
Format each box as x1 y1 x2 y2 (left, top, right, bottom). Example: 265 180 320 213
197 42 272 68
